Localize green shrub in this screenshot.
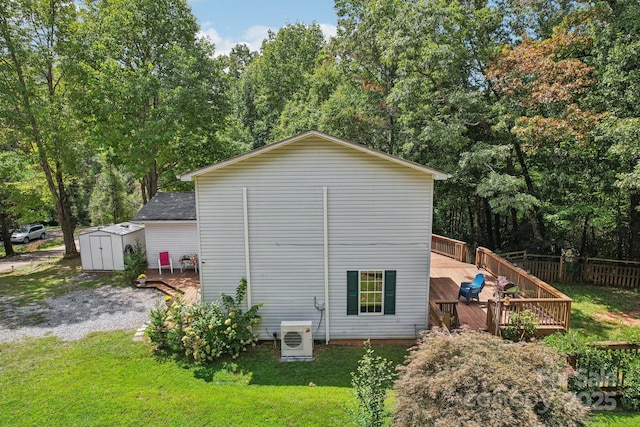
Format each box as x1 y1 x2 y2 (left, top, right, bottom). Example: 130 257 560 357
122 240 147 283
146 278 262 363
622 359 640 411
394 328 590 427
544 331 617 395
502 309 539 342
349 340 395 427
146 297 189 354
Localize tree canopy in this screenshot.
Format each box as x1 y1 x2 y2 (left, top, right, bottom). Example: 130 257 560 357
1 0 639 261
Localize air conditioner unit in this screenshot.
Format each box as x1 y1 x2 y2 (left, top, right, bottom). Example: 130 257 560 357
281 320 313 358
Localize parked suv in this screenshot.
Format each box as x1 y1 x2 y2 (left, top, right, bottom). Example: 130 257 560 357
11 223 46 244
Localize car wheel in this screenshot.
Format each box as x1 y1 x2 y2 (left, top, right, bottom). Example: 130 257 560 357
40 233 46 240
23 237 29 243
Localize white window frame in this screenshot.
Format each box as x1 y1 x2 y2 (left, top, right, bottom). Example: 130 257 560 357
358 270 384 315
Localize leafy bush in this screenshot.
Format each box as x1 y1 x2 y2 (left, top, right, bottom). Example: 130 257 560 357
546 331 640 410
146 297 188 354
544 331 617 395
146 278 262 363
622 359 640 411
394 328 590 427
122 240 147 283
502 309 539 342
349 340 396 427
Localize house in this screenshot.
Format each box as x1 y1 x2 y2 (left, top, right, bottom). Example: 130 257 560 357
131 192 197 270
179 131 449 343
79 222 145 271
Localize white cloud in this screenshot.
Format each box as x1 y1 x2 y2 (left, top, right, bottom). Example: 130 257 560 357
199 23 338 57
319 23 337 41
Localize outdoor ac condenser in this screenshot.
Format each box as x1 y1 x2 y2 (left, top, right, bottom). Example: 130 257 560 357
280 320 313 358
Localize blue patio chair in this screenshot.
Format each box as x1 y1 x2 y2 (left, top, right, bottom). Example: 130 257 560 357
458 273 485 305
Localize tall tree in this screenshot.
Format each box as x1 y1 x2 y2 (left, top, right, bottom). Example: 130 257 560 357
237 23 326 147
591 0 640 259
88 157 140 225
334 0 403 154
73 0 232 202
0 0 81 256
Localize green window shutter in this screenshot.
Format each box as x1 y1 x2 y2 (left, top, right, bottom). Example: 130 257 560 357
384 270 396 315
347 270 359 315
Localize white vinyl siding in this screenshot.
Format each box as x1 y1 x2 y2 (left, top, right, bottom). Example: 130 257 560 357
195 135 433 340
144 222 198 270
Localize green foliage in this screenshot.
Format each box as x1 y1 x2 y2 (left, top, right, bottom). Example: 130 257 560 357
0 0 80 256
348 340 395 427
88 159 140 225
545 330 640 409
502 309 540 342
621 359 640 411
72 0 233 197
146 278 262 363
122 240 147 283
394 328 590 427
0 332 412 426
545 331 617 395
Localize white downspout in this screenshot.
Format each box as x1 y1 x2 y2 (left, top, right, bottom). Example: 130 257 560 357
243 187 252 307
323 187 330 344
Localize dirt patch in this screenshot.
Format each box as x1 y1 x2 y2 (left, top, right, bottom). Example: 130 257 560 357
594 310 640 327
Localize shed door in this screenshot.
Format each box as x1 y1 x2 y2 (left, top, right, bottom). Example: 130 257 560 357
89 236 114 270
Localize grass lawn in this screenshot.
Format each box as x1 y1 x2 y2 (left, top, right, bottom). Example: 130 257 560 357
3 261 640 426
0 257 122 306
0 332 408 426
550 282 640 426
552 282 640 341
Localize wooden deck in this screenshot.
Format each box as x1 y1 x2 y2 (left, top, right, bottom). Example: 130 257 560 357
430 252 498 331
137 269 200 304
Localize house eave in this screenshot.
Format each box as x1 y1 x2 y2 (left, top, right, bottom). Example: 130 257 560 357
178 130 451 181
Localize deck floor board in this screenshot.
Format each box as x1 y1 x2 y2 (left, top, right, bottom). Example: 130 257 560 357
430 253 499 331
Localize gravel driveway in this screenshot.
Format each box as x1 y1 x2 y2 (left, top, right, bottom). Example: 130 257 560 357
0 285 162 344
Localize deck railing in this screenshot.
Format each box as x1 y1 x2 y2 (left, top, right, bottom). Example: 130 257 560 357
431 234 471 263
502 252 640 290
477 247 572 335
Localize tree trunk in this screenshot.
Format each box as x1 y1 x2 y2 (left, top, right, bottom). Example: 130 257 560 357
484 198 495 249
512 140 546 245
1 214 15 257
143 162 159 202
473 195 482 248
494 213 502 250
42 160 78 257
579 216 589 257
629 191 640 260
387 114 395 155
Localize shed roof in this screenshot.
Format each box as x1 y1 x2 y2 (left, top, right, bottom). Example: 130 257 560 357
80 222 144 236
179 130 451 181
131 192 196 222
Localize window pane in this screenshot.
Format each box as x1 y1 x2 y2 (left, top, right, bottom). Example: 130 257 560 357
359 270 384 314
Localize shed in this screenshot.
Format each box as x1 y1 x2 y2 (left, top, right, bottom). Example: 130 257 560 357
131 192 198 270
79 222 146 271
179 130 449 343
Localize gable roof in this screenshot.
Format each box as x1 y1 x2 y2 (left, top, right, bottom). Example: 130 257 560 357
131 192 196 222
179 130 450 181
79 222 144 236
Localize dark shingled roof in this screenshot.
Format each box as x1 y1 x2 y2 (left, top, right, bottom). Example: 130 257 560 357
132 192 196 221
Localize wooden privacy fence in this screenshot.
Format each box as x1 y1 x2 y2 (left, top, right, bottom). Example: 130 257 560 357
431 234 472 263
477 247 572 336
502 252 640 290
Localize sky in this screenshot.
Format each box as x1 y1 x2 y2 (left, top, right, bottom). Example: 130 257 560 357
188 0 338 56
